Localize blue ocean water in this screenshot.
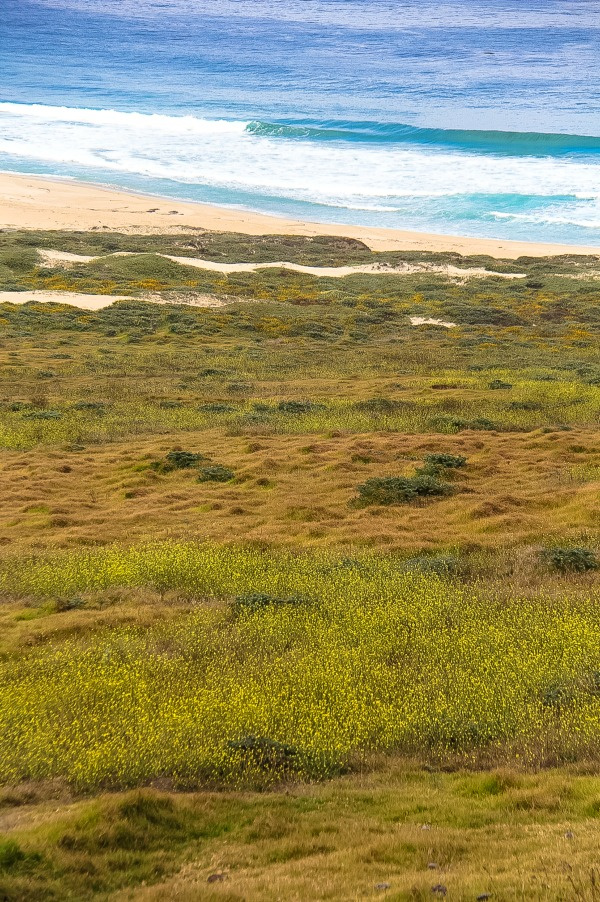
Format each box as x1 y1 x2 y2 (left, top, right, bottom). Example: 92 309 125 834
2 0 600 244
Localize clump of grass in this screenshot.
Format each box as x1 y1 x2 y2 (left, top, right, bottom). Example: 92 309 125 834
354 475 453 506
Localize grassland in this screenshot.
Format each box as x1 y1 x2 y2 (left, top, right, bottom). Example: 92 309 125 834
1 228 600 899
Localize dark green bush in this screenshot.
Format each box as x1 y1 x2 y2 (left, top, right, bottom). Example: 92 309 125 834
488 379 513 390
165 450 207 470
468 417 497 431
354 475 453 506
401 555 460 576
198 403 234 413
355 397 404 414
277 400 317 414
234 593 306 613
509 400 542 411
152 450 208 473
431 416 498 432
22 410 62 420
542 547 599 573
423 453 467 470
227 735 300 771
198 465 235 483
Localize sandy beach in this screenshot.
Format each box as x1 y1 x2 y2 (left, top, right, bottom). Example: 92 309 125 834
2 171 600 260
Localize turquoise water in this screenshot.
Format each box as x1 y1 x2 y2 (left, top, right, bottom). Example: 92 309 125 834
2 0 600 244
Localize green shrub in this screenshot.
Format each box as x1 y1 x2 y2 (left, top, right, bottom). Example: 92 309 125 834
354 475 453 506
72 401 106 414
0 247 39 273
198 465 235 483
166 450 207 470
234 593 307 613
401 555 460 576
431 416 498 432
22 410 62 420
277 400 317 414
152 450 208 473
509 401 542 411
227 735 300 772
355 397 404 414
542 547 599 573
198 403 234 413
423 453 467 470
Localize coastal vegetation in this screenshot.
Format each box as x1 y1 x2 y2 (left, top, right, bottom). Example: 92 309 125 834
1 228 600 898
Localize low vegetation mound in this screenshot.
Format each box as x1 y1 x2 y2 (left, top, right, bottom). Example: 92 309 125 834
354 475 454 506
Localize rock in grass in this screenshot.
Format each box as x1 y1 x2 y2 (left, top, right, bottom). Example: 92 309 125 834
207 872 226 883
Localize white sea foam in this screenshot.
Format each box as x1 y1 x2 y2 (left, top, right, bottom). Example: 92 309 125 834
2 102 600 229
489 210 600 229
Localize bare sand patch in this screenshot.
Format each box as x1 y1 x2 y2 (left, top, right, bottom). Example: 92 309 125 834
0 289 227 311
409 316 457 328
0 290 130 310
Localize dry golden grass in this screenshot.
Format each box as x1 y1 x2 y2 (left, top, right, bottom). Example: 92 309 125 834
0 426 598 556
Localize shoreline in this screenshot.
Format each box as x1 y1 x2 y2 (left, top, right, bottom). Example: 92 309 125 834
2 171 600 260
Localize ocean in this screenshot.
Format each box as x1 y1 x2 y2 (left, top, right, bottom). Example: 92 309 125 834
2 0 600 245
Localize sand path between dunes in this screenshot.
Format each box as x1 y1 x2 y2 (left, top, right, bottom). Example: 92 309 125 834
0 290 226 311
38 248 527 280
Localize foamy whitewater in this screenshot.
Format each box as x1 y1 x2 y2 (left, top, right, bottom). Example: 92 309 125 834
3 0 600 244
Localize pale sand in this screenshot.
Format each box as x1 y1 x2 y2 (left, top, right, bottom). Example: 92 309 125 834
2 172 600 260
0 290 227 310
0 290 130 311
38 248 527 280
409 316 456 328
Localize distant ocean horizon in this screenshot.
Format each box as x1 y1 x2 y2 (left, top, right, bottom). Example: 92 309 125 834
2 0 600 245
